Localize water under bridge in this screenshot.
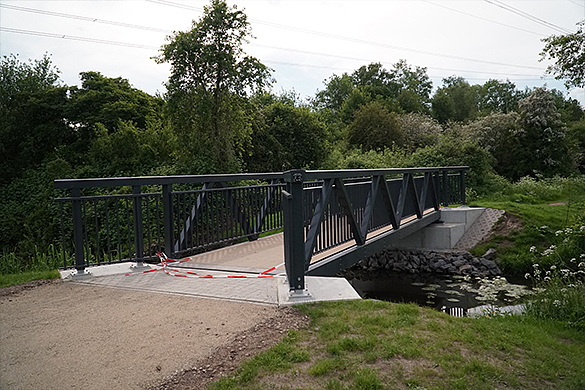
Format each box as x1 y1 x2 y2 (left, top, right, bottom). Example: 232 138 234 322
54 167 472 302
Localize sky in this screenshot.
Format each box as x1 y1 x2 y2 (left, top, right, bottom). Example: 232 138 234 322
1 0 584 107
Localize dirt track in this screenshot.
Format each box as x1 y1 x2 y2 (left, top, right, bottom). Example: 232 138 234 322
0 279 306 390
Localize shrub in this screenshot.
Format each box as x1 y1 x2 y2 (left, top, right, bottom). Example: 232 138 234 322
525 218 585 329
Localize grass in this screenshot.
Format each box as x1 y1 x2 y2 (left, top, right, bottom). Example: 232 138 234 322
0 269 60 288
467 176 585 275
206 300 585 390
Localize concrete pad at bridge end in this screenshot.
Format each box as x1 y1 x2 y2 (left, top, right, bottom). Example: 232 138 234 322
277 276 362 306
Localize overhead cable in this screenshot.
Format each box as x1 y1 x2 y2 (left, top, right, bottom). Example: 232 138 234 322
422 0 545 37
144 0 547 70
484 0 573 34
0 27 159 50
0 3 169 33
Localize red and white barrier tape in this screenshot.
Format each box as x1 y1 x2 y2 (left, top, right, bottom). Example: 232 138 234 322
125 253 284 280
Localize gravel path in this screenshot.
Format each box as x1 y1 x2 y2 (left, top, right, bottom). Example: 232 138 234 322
0 280 305 390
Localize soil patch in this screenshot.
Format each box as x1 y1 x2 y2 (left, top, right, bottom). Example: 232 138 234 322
0 280 308 390
479 212 522 243
148 308 310 390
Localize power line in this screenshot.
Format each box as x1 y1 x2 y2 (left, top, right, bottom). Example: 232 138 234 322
422 0 545 37
484 0 573 34
144 0 547 70
567 0 585 9
4 1 548 73
0 4 169 33
0 27 159 50
255 44 546 77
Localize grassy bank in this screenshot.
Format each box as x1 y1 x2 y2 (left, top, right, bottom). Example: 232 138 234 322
208 300 585 390
0 270 60 288
468 176 585 275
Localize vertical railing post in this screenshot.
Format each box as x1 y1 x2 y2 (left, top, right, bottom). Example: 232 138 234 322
132 185 144 265
71 188 87 275
282 169 306 292
162 183 174 258
442 170 450 207
459 169 467 205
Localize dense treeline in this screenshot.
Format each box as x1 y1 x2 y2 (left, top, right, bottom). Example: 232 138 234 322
1 0 584 269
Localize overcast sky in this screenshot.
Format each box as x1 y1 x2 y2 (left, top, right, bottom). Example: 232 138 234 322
2 0 584 106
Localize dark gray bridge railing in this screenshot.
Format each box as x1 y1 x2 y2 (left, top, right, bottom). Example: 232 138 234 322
54 167 468 290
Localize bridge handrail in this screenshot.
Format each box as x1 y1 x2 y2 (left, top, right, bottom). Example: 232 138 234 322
54 166 468 280
54 172 285 190
281 166 469 291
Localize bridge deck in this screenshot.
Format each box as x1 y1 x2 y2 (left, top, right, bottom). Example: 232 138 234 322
175 210 431 274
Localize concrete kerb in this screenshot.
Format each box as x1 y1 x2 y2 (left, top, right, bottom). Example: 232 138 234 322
59 261 362 307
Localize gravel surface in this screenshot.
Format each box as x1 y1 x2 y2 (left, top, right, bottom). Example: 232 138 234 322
0 279 309 390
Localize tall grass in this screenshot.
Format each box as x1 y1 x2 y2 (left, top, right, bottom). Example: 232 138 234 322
0 244 71 275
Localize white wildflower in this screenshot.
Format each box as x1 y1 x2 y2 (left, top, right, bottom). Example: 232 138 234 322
524 273 531 280
555 230 563 236
529 246 537 253
553 300 561 307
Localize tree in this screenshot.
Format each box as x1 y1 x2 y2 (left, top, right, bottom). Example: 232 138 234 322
390 59 433 113
246 94 327 172
514 88 574 179
156 0 273 173
478 79 521 115
68 71 163 132
313 73 354 114
347 101 404 151
0 54 70 183
464 112 520 180
540 22 585 89
398 112 442 152
431 76 479 124
314 61 432 126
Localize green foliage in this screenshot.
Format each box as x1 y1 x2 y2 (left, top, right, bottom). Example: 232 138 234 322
156 0 273 173
88 120 175 177
525 259 585 330
315 60 432 128
245 93 327 171
477 79 522 115
569 116 585 173
347 101 404 151
431 76 479 123
470 175 585 274
540 22 585 89
409 132 494 190
68 71 163 132
513 88 574 179
330 147 410 170
398 112 442 152
0 53 70 183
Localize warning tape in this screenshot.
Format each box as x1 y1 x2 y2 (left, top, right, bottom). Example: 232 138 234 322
124 253 284 280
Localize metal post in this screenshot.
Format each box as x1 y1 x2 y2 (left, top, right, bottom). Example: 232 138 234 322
459 169 467 205
282 169 307 293
442 170 449 207
162 183 174 257
71 188 87 275
132 185 144 266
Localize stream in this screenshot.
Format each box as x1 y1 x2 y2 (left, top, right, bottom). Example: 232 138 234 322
345 270 533 315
